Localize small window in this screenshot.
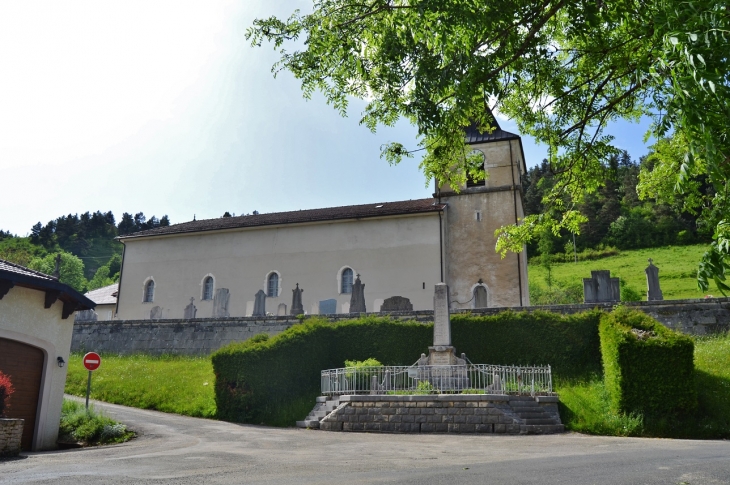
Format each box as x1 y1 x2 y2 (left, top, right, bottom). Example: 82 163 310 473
144 280 155 302
202 276 214 300
267 272 279 297
341 268 354 294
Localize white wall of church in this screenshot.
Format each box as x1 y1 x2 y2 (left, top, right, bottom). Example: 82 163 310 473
116 213 443 319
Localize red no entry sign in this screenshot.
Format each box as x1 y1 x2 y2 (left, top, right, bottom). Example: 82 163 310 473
83 352 101 371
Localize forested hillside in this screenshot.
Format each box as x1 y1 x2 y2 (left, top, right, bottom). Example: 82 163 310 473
522 146 716 259
0 211 170 292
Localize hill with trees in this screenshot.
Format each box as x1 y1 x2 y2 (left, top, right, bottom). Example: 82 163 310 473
0 211 169 293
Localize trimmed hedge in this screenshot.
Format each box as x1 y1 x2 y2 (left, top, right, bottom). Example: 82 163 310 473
599 306 697 417
212 311 602 426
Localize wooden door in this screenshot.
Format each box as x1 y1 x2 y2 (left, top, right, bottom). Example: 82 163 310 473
0 338 44 451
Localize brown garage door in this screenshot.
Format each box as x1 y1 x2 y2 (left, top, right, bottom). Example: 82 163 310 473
0 338 44 451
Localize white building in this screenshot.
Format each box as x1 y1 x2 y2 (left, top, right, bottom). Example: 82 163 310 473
0 259 94 451
115 123 530 320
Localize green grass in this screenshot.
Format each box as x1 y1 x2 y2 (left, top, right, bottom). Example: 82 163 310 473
529 244 712 301
65 353 216 418
59 399 134 445
557 332 730 438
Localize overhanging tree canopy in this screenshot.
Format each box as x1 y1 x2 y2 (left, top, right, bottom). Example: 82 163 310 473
248 0 730 293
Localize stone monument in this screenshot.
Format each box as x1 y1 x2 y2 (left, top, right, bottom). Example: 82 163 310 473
183 297 197 319
645 258 663 301
583 270 620 303
252 290 266 316
290 283 304 315
150 305 163 319
349 274 366 313
319 299 337 315
380 296 413 312
212 288 230 318
426 283 466 366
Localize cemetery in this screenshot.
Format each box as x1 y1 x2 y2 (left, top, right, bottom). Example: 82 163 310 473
61 259 730 439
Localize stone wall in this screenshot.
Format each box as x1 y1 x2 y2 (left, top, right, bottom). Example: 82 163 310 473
318 395 563 434
71 298 729 355
0 418 24 457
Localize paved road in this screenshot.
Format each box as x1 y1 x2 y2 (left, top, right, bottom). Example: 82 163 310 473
2 399 729 484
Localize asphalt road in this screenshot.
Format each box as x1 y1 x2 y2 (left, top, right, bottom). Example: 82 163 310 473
1 398 729 484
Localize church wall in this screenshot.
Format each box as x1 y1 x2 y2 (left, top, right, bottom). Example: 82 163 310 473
116 213 442 319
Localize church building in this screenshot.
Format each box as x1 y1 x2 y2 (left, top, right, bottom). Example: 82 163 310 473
114 122 529 320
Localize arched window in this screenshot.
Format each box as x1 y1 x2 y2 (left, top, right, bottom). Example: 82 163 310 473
202 276 214 300
341 268 354 294
267 272 279 297
143 280 155 303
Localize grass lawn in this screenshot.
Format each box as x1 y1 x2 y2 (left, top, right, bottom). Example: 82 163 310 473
557 332 730 439
528 244 712 300
65 353 216 418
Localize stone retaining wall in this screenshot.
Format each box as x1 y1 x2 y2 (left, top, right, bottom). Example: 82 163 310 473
71 298 729 355
318 395 562 434
0 418 24 457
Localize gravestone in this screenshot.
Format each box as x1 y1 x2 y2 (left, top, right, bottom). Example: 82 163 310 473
380 296 413 312
349 274 366 313
74 309 97 322
150 306 163 319
277 303 287 316
253 290 267 316
290 283 304 315
645 258 663 301
183 297 197 319
319 299 337 315
473 282 488 308
212 288 230 318
583 270 620 303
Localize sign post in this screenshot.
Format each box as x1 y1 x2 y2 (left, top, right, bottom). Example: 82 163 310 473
82 352 101 410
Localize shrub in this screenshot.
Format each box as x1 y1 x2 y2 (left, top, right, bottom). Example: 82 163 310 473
212 311 603 426
58 399 133 445
599 307 697 417
529 281 583 305
0 371 13 418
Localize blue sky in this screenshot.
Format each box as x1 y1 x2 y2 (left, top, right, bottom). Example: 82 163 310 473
0 1 654 236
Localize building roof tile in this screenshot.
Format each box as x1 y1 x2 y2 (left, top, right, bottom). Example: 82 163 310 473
119 198 444 240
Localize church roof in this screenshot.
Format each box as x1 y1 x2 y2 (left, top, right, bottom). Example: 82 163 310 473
119 198 445 240
464 120 521 144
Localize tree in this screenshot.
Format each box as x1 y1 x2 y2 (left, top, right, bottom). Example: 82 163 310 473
248 0 730 291
87 265 113 291
28 252 87 293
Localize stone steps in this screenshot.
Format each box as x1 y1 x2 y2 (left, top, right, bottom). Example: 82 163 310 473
296 396 341 429
507 397 561 432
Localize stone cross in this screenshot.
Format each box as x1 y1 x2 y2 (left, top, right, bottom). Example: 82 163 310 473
349 274 366 313
252 290 267 316
645 258 663 301
290 283 304 315
184 297 197 319
53 253 62 279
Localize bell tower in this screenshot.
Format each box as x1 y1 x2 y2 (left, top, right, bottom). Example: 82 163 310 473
436 120 530 309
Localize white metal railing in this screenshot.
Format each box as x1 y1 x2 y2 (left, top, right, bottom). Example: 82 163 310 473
321 364 553 396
